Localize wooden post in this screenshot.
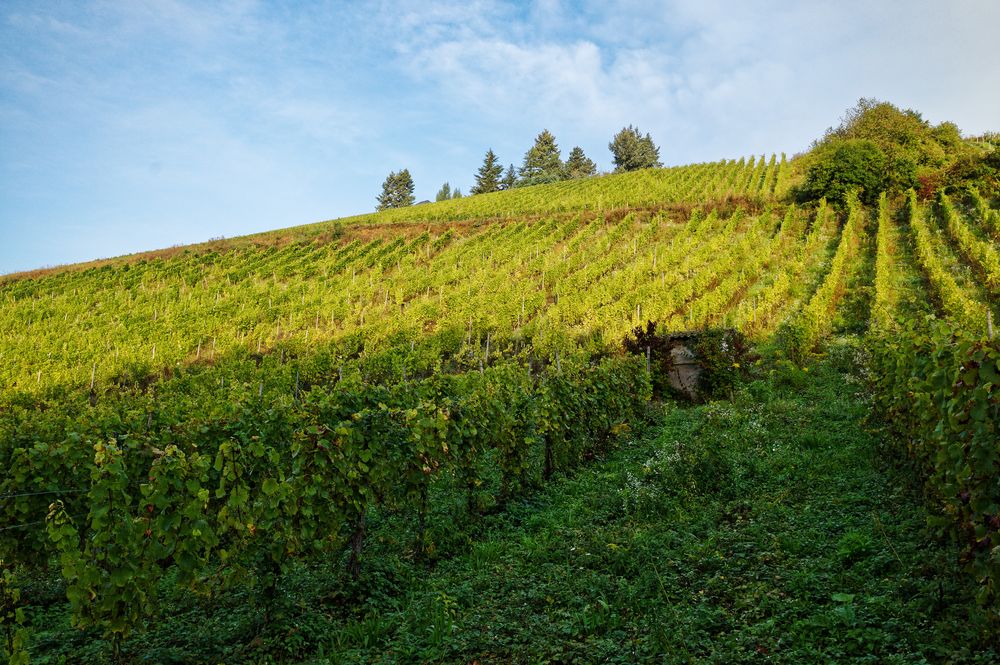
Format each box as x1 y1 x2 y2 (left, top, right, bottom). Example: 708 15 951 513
646 346 651 375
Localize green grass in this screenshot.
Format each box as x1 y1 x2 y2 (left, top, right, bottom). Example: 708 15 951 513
20 341 997 663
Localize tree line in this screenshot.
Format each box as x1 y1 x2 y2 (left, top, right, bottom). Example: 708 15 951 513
377 125 661 211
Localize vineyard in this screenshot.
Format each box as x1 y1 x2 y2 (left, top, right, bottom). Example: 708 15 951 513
2 144 1000 662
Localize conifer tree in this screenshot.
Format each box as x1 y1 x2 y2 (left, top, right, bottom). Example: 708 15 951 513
452 188 463 199
435 182 452 201
471 149 504 194
609 126 662 172
564 146 597 179
519 130 564 185
376 169 415 210
500 164 518 190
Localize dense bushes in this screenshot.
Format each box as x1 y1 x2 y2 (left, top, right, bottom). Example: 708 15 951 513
868 321 1000 620
799 139 893 205
5 355 651 648
795 98 982 205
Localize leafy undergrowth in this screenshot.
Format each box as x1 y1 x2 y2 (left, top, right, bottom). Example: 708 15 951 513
23 343 998 663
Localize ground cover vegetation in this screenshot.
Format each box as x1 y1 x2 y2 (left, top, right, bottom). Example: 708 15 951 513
1 100 999 663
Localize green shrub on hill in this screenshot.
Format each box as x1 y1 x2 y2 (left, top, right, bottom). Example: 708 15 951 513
799 139 891 205
794 98 983 204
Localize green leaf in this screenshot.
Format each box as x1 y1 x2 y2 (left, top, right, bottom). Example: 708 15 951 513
110 567 132 588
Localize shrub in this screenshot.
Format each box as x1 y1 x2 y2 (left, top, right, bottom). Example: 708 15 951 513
799 139 888 206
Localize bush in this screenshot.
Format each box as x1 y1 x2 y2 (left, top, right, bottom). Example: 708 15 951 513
799 139 889 205
868 321 1000 619
795 99 979 204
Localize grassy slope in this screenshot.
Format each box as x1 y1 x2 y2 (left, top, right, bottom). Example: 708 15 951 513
23 346 997 663
326 350 992 664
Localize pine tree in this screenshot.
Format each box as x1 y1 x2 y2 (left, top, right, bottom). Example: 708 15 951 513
609 126 662 172
435 182 452 201
471 149 504 195
564 146 597 179
500 164 518 190
452 188 463 199
376 169 415 210
519 130 564 185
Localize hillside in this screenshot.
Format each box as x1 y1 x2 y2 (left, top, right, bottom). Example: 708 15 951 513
0 156 791 395
2 135 1000 663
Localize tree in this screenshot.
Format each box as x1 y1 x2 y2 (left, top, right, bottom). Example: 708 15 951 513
520 130 563 185
435 182 452 202
564 146 597 179
471 149 504 195
609 126 661 172
500 164 518 190
376 169 415 210
452 188 463 199
795 99 983 204
799 139 889 206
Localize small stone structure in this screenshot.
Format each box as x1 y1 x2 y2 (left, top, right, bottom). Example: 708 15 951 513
665 331 703 399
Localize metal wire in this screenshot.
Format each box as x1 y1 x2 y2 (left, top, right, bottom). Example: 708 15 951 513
0 518 47 533
0 489 88 501
0 512 88 533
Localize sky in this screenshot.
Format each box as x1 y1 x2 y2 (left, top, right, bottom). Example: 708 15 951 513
2 1 999 275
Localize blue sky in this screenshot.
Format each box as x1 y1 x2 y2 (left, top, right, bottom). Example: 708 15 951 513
2 0 999 275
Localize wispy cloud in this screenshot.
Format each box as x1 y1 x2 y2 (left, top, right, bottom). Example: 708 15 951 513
382 0 1000 163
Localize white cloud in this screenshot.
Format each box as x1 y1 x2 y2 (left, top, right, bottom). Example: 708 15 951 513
385 0 1000 163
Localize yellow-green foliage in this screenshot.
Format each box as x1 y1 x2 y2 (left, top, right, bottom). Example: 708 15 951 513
0 158 795 397
907 190 988 331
